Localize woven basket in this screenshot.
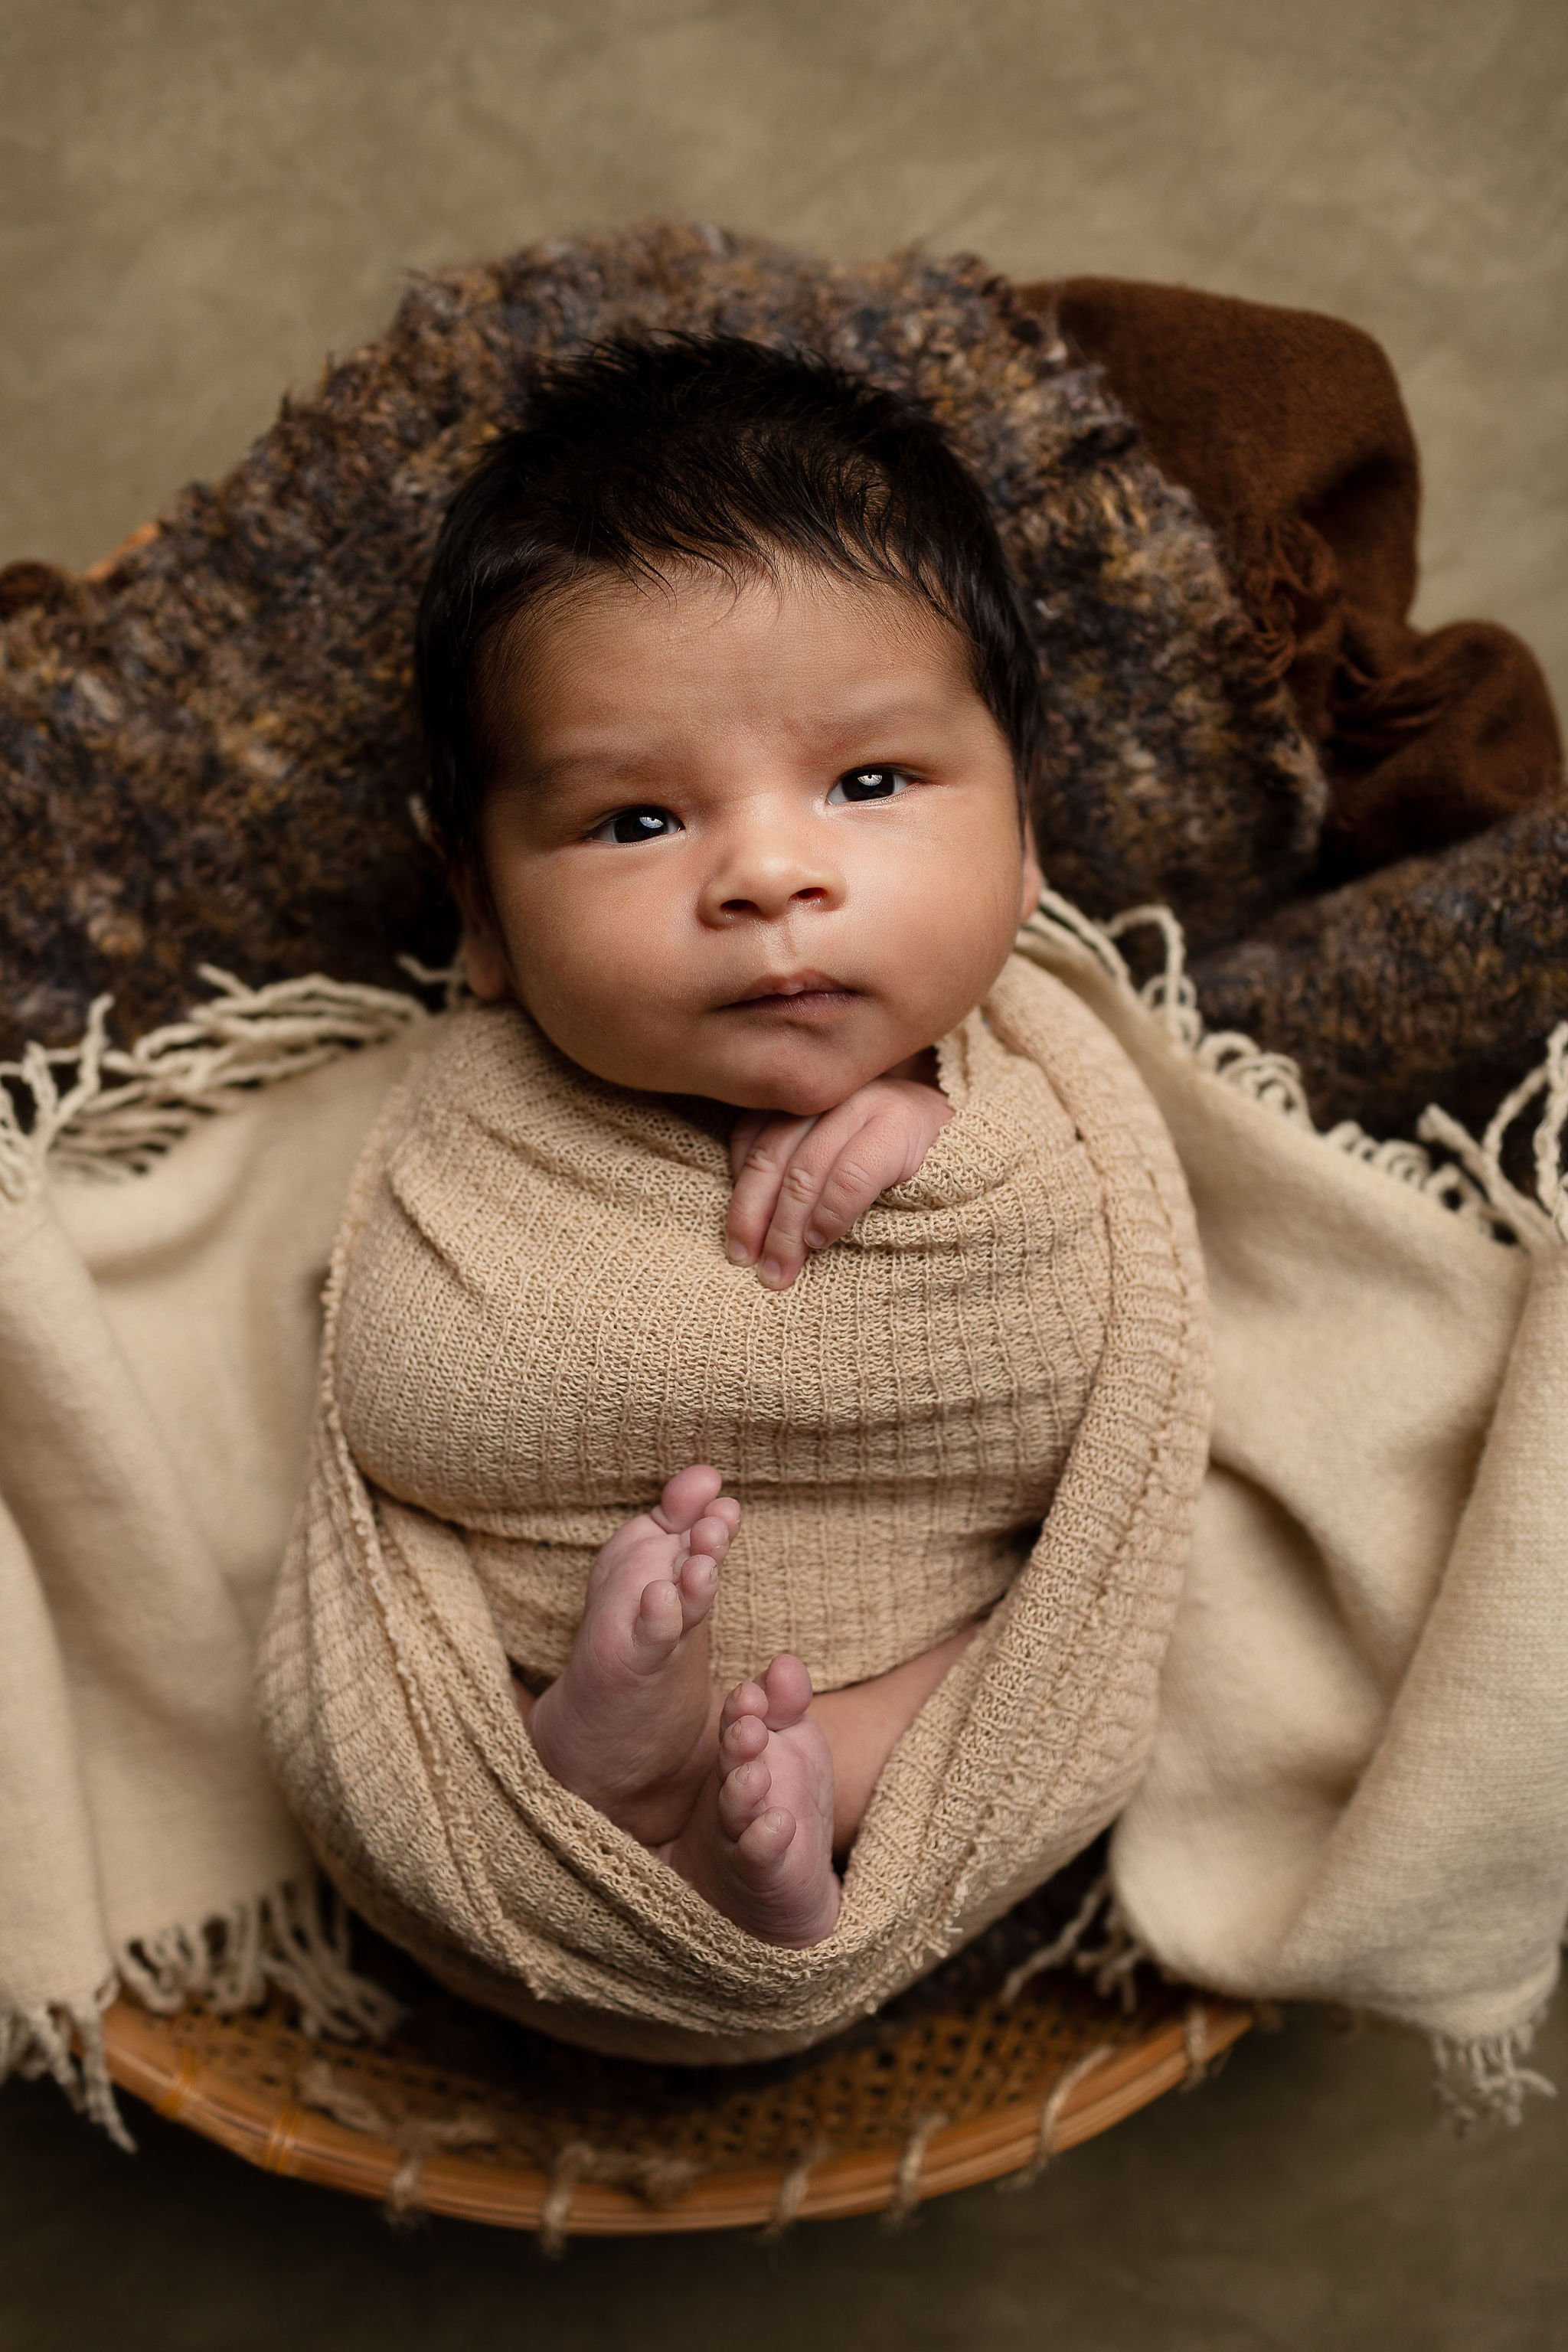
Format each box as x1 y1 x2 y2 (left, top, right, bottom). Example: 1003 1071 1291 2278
100 1890 1249 2242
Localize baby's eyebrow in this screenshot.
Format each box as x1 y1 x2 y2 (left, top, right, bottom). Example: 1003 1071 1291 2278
521 745 675 793
514 691 965 795
788 691 962 750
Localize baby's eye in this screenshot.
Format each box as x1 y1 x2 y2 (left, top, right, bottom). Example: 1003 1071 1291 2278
827 766 910 805
591 805 683 845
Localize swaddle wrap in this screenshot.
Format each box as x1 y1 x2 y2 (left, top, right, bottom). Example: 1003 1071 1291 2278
333 974 1118 1694
260 952 1213 2060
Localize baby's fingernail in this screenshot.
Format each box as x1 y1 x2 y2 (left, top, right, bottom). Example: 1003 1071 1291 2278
725 1240 749 1264
760 1256 782 1287
804 1229 825 1250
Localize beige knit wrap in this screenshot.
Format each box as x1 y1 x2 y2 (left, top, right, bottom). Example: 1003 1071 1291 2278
260 952 1211 2061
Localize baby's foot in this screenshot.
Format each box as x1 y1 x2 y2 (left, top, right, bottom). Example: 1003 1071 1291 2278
525 1465 737 1844
663 1656 841 1947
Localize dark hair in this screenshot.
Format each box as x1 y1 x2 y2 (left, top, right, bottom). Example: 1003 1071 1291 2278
415 333 1040 874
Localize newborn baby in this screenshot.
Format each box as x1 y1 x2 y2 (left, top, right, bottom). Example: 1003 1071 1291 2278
413 336 1053 1947
263 334 1206 2050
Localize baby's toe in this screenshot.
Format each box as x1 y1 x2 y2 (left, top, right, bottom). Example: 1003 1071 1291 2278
676 1549 720 1629
629 1576 684 1658
717 1753 773 1839
718 1710 768 1770
652 1465 724 1535
734 1808 797 1870
760 1653 813 1730
688 1512 734 1566
720 1677 769 1731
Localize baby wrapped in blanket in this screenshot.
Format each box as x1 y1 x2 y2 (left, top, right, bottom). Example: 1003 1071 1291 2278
260 336 1212 2060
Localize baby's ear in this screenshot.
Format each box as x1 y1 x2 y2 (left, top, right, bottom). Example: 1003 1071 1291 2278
1018 818 1044 922
449 868 511 1002
461 928 511 1002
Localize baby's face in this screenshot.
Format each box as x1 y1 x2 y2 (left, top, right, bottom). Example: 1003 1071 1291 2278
461 564 1040 1116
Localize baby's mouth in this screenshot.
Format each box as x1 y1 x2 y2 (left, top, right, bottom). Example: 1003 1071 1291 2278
722 971 861 1015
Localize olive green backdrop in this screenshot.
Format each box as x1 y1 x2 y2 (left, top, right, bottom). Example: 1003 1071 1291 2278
2 0 1564 715
2 4 1565 2345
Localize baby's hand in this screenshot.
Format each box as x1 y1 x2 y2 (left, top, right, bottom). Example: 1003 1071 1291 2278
726 1076 952 1291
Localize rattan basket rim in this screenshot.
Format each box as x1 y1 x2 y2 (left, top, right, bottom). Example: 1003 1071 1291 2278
103 1996 1250 2233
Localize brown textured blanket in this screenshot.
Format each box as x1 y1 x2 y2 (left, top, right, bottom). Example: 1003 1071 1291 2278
1049 276 1560 868
1 226 1561 1140
1045 276 1566 1136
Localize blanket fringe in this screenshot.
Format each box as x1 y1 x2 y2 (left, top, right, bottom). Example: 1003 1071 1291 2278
1431 2024 1557 2132
0 1984 132 2153
1022 890 1568 1251
880 2106 949 2230
997 1875 1157 2015
999 1873 1114 2005
1070 1896 1156 2011
534 2140 702 2256
3 1879 402 2151
760 2135 834 2238
0 967 430 1190
116 1878 403 2042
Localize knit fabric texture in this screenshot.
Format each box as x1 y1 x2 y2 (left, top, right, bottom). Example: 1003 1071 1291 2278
259 952 1212 2061
334 988 1112 1695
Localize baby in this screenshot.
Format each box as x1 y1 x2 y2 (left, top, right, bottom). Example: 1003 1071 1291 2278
345 334 1065 1955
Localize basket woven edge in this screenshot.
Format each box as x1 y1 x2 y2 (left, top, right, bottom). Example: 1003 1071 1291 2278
101 1996 1251 2234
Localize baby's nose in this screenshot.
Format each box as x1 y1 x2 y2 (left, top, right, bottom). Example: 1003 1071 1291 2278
701 839 844 923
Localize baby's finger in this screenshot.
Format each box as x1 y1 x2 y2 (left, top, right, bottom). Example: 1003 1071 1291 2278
754 1092 943 1284
796 1123 915 1251
754 1144 842 1289
727 1108 771 1178
744 1095 881 1287
725 1112 818 1265
801 1086 952 1256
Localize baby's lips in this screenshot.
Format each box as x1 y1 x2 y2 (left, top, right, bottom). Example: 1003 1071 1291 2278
724 967 851 1004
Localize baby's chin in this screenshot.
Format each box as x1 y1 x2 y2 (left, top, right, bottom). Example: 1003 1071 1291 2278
698 1047 908 1119
544 1014 927 1117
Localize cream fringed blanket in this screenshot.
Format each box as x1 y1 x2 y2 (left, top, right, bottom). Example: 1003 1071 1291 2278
257 955 1211 2061
2 900 1566 2127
